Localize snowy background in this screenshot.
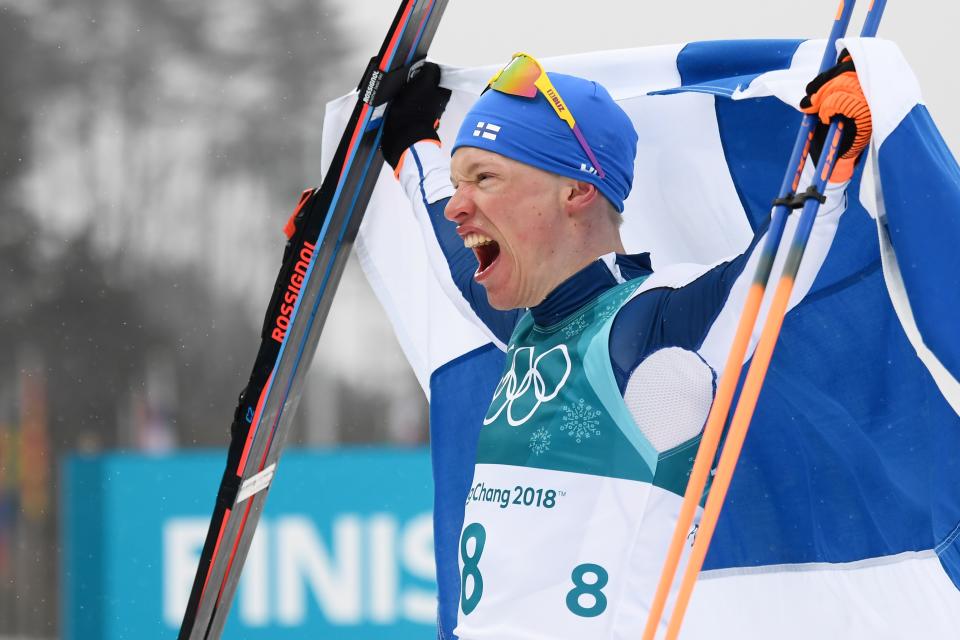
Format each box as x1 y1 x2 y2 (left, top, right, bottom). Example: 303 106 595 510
1 0 957 636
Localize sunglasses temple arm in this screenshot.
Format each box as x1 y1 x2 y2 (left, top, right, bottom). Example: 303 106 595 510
571 124 606 179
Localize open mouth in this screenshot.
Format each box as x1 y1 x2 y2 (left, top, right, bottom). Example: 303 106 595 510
474 241 501 275
463 232 501 277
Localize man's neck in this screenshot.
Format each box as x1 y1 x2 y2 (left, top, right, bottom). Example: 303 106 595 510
529 252 652 327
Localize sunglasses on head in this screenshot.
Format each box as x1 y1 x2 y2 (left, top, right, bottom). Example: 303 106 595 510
484 52 606 179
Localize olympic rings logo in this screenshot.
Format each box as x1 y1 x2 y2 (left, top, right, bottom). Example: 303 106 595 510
483 345 572 427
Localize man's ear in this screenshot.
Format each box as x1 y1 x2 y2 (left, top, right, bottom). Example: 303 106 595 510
563 179 600 215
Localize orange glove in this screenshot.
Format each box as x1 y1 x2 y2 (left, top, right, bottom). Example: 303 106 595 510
800 52 872 182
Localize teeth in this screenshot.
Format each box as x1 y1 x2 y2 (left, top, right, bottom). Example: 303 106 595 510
463 232 494 249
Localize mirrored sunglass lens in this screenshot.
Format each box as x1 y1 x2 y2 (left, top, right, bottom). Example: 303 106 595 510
489 56 541 98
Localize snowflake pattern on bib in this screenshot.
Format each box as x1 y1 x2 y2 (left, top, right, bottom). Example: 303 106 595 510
597 301 619 322
559 398 602 443
561 316 588 340
528 427 551 455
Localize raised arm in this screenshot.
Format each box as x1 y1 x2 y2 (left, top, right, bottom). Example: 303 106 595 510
381 63 522 347
609 163 849 390
611 53 873 387
675 166 846 374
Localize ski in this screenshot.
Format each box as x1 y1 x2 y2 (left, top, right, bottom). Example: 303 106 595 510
177 1 448 637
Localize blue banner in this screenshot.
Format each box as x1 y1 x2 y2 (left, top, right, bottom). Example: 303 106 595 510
62 448 436 639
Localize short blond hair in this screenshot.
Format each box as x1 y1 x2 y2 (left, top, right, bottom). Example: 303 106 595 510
604 198 624 229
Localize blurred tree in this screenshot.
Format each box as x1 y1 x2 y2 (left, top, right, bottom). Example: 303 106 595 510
3 0 354 451
0 1 408 635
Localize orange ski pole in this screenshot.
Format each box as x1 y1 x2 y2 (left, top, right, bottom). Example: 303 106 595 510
640 1 855 637
663 123 849 640
644 0 889 635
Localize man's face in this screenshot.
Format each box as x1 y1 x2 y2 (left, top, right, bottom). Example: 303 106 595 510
446 147 572 310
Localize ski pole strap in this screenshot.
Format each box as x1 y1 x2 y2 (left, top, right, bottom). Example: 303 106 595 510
283 188 316 240
772 185 827 210
358 57 425 106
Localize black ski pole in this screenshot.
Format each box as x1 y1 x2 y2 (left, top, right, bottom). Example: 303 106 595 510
177 1 449 637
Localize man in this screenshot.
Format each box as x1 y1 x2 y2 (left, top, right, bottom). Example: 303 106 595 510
380 54 871 639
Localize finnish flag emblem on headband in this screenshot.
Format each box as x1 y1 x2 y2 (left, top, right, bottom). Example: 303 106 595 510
473 121 500 141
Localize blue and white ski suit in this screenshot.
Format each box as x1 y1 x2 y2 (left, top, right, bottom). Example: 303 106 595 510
397 140 848 640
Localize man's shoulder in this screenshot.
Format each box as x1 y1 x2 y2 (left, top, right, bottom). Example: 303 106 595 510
628 261 721 296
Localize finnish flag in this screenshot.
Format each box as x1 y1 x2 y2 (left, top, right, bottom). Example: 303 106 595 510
473 121 500 141
323 38 960 639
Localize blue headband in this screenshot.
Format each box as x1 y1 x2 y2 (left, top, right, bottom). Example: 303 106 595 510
452 72 637 212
